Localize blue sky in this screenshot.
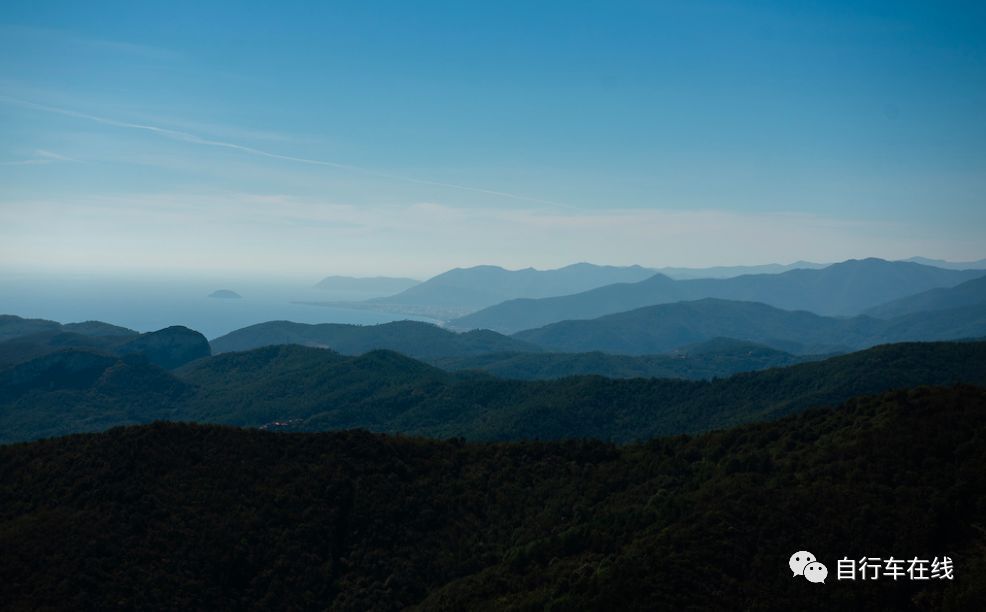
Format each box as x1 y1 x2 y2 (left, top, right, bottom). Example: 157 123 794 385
1 1 984 278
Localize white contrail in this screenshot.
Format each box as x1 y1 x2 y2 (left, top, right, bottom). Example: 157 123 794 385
0 94 572 208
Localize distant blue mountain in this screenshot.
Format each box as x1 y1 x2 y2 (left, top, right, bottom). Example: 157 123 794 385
902 256 986 270
452 259 986 333
365 263 658 312
512 297 986 355
653 261 827 279
865 275 986 318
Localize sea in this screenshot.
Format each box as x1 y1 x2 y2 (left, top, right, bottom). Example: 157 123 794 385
0 272 434 340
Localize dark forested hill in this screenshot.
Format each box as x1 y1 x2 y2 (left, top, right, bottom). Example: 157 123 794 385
865 275 986 319
209 320 540 358
1 385 983 610
3 341 986 444
116 326 212 369
431 338 818 380
0 316 210 369
0 330 127 367
512 298 986 355
0 351 189 441
0 314 136 343
452 259 986 333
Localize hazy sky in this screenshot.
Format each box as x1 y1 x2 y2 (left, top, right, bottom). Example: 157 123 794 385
1 1 985 279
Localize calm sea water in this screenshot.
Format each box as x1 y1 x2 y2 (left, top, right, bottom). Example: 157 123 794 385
0 274 433 340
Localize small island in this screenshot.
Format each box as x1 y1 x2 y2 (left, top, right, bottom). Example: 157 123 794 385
208 289 242 299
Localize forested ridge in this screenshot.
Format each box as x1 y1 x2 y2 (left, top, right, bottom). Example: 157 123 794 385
1 385 984 610
209 320 541 358
430 337 819 380
3 341 986 444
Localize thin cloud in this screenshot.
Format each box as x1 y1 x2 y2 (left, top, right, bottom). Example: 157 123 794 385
0 159 47 166
35 150 78 162
0 25 177 60
0 95 572 208
0 149 78 165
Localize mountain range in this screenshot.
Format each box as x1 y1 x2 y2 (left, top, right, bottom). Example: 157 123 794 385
340 263 659 316
451 258 986 333
207 289 986 361
212 283 986 360
3 339 985 444
4 314 826 382
161 340 986 440
4 260 986 609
